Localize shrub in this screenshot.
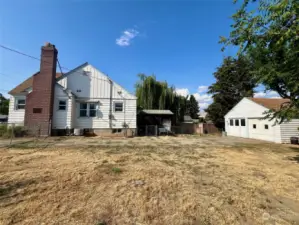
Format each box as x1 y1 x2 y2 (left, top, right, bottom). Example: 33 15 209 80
0 125 27 138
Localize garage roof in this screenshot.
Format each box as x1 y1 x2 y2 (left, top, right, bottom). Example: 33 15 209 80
248 98 290 111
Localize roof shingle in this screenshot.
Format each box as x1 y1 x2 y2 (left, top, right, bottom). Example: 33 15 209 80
248 97 290 111
8 72 62 95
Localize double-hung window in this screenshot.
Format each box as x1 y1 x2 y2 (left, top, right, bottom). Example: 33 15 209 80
114 102 123 112
16 99 26 110
58 100 66 110
79 103 97 117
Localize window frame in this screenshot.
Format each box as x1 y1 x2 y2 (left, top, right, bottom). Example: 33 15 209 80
79 102 98 118
264 124 269 130
230 119 234 126
253 124 257 129
58 100 67 111
15 98 26 110
235 119 239 126
114 102 123 112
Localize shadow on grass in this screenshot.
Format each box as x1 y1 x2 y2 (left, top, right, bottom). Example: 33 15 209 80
0 179 37 198
288 155 299 163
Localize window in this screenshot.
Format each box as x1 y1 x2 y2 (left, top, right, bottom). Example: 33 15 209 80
235 119 239 126
33 108 42 113
16 99 26 110
230 119 234 126
253 124 256 129
79 103 97 117
58 100 66 110
265 124 269 129
114 102 123 112
89 103 97 117
241 119 246 126
80 103 88 117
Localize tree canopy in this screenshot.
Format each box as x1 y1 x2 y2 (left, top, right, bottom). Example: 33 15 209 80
205 56 256 129
135 74 199 124
221 0 299 122
0 94 9 115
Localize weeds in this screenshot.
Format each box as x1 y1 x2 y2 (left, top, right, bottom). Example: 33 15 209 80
111 167 122 174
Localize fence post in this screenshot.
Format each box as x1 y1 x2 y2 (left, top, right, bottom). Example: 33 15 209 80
155 125 158 137
145 125 148 136
10 123 14 146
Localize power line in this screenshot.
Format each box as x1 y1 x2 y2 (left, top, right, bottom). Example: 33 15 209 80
0 44 136 97
0 44 111 83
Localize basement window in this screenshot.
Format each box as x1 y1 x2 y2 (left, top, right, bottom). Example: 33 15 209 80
16 99 26 110
230 119 233 126
253 124 256 129
58 100 66 110
265 124 269 130
241 119 246 126
114 102 123 112
235 119 239 126
33 108 42 113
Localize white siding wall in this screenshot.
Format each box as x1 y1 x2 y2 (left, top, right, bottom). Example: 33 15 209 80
52 85 73 129
74 99 136 129
7 95 26 125
248 118 281 143
61 64 136 100
62 64 137 130
280 119 299 143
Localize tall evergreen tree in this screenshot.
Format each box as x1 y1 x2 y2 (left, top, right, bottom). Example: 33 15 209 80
205 56 256 129
0 94 9 115
187 95 199 119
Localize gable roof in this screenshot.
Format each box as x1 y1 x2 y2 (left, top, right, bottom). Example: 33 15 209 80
8 72 62 95
247 97 290 111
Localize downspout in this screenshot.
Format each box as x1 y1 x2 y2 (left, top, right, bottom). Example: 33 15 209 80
109 79 113 129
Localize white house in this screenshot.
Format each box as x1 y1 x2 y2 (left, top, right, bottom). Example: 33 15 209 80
224 97 299 143
7 43 136 135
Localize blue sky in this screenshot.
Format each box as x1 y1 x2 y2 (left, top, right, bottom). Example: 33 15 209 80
0 0 275 109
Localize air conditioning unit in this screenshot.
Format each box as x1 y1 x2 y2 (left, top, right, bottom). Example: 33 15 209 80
74 128 83 136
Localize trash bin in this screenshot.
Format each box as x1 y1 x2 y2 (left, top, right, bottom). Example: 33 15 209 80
290 137 299 145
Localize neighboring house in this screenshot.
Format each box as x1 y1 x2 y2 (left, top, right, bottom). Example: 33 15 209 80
8 43 137 135
224 97 299 143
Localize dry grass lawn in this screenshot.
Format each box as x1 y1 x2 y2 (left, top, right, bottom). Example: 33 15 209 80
0 136 299 225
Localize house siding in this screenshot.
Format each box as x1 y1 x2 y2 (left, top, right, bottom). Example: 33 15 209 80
7 95 26 125
74 98 136 129
280 119 299 143
52 85 73 129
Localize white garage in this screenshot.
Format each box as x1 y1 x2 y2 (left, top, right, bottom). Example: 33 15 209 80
224 97 299 143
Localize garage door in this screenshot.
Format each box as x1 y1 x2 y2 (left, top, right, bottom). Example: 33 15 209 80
228 118 248 138
248 119 275 142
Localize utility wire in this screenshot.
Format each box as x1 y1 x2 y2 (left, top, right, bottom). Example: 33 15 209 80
0 44 135 96
0 44 111 83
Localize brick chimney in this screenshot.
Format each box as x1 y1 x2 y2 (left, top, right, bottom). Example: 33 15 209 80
24 43 58 136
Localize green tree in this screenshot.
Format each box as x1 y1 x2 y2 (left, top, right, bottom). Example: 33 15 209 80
221 0 299 122
135 74 188 124
187 95 199 119
205 56 256 129
0 94 9 115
